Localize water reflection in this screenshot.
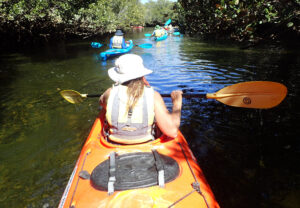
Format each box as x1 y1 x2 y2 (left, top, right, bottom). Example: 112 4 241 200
0 28 299 208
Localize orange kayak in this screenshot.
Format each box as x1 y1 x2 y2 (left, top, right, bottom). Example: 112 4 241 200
58 110 220 208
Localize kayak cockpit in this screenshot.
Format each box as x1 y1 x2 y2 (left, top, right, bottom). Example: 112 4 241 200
90 151 180 194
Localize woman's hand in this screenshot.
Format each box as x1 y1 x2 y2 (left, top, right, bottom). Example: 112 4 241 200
171 90 183 109
99 88 111 109
154 90 183 138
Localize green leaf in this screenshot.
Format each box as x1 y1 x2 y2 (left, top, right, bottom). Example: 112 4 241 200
287 22 294 27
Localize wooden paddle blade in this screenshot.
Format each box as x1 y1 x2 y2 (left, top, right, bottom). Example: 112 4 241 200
60 90 84 104
206 81 287 109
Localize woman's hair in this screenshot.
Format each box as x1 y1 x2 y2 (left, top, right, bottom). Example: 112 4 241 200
124 77 144 113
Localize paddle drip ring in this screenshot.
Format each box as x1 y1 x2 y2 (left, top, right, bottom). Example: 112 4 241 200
243 97 251 105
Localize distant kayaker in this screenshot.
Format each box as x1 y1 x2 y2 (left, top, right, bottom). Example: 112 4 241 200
174 26 180 32
99 54 182 144
151 25 165 37
109 29 128 49
167 24 174 33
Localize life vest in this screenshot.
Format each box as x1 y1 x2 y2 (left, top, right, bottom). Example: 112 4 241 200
106 84 155 144
112 36 123 49
154 29 164 37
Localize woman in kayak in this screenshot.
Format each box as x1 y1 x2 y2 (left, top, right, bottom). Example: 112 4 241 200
151 25 165 37
99 54 182 144
109 29 129 49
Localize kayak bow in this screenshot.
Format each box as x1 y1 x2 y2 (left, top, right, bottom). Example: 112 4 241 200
58 110 220 208
154 33 168 41
100 40 134 61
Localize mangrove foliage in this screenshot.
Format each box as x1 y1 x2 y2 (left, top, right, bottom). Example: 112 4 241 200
0 0 299 48
0 0 178 47
178 0 299 47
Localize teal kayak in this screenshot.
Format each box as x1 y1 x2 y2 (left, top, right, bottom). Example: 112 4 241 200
100 40 134 61
154 33 168 41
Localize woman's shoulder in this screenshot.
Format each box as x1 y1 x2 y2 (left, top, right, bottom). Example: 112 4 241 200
103 87 112 96
154 90 164 101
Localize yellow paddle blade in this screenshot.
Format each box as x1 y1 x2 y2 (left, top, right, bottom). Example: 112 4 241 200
60 90 85 104
206 81 287 109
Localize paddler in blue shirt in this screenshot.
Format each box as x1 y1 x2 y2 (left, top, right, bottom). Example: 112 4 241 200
109 29 128 49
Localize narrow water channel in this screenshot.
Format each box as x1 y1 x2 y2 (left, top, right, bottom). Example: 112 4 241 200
0 28 299 208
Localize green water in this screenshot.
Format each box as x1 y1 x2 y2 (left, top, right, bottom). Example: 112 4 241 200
0 29 299 208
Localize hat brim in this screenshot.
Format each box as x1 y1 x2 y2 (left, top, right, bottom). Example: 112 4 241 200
108 66 152 84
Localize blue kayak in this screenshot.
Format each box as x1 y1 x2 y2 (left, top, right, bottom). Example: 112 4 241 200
154 33 168 41
100 40 134 61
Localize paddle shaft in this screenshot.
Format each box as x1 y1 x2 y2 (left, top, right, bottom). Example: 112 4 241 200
161 94 206 98
134 43 152 48
61 81 287 108
91 42 151 49
87 94 101 98
86 94 206 98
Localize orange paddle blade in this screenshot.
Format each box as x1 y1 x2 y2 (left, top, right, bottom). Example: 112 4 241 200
206 81 287 109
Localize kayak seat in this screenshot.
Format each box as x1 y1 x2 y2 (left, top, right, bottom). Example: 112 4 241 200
90 151 180 191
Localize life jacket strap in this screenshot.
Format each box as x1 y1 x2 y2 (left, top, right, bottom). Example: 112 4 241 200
108 152 116 195
152 149 165 188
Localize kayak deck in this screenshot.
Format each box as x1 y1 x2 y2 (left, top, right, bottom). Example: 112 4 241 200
58 110 220 208
154 33 168 41
100 40 134 61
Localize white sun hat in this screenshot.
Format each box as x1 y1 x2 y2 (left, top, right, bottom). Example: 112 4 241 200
108 54 152 84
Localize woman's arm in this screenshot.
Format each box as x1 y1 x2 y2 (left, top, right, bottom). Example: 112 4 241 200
154 90 182 138
99 88 111 109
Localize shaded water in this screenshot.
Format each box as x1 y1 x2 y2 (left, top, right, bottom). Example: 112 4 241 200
0 28 299 208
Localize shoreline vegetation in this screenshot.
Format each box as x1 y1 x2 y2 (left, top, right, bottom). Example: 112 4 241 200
0 0 299 50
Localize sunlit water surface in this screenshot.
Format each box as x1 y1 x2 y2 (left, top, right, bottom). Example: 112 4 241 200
0 28 299 208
